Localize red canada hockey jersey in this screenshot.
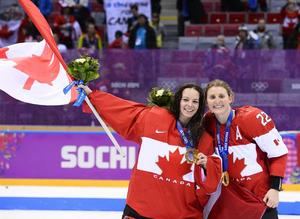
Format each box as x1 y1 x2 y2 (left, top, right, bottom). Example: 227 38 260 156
83 91 222 219
204 106 288 199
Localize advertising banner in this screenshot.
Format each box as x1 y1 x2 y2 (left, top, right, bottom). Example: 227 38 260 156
0 129 299 185
104 0 151 43
0 130 138 180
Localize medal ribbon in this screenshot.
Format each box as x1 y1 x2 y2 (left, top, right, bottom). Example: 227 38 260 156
176 120 193 150
216 110 233 172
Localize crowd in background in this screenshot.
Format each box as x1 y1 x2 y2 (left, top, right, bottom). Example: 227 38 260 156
1 0 300 51
177 0 300 49
0 0 299 84
0 0 165 51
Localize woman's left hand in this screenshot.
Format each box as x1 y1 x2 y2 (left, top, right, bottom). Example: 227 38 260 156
263 189 279 208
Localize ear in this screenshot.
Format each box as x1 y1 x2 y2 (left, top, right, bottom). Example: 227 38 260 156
229 94 234 104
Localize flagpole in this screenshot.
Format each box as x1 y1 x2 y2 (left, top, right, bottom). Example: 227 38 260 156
84 96 125 157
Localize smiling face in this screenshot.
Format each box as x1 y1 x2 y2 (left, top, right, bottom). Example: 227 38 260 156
179 88 200 125
206 86 233 121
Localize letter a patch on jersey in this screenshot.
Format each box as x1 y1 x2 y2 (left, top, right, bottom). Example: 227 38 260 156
236 126 243 140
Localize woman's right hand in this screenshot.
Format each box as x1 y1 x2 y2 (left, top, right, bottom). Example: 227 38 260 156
196 152 207 169
78 84 92 95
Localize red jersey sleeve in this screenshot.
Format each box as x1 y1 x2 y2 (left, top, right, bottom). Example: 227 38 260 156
82 90 150 144
241 107 288 177
197 131 215 155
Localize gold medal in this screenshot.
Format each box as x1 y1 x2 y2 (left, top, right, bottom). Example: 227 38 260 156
222 171 230 186
185 148 199 163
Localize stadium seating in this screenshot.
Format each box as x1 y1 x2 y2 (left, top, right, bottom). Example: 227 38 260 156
185 25 203 36
223 24 239 36
203 1 221 12
248 12 265 24
204 12 281 24
210 12 227 24
228 13 246 24
184 24 248 37
266 13 282 24
203 24 222 36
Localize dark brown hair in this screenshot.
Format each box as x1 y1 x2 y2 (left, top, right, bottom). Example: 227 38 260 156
170 84 205 147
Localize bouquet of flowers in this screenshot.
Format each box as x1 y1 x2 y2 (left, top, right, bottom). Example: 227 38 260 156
63 56 100 106
67 56 100 84
147 87 173 108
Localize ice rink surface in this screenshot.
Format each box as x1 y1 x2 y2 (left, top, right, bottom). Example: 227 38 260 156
0 186 299 219
0 211 299 219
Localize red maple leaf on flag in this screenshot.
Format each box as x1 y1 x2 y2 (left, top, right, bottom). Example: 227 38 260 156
156 148 192 179
228 152 247 178
0 47 9 58
13 43 60 90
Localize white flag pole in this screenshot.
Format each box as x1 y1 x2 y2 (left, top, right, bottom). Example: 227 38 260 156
84 96 125 157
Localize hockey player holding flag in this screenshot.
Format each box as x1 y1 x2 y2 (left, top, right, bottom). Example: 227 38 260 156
0 0 123 155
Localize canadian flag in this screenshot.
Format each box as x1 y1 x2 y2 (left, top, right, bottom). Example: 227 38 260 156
0 40 76 105
204 182 267 219
0 0 77 105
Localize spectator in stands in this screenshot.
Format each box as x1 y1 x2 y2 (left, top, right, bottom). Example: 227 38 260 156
287 21 300 49
151 0 161 14
77 22 103 51
127 4 139 35
53 4 82 48
0 4 23 47
206 35 235 82
281 0 300 11
17 15 41 43
221 0 244 12
176 0 207 36
127 14 156 88
54 32 67 54
280 0 300 49
32 0 53 20
0 3 23 21
72 0 93 32
128 14 157 49
208 35 231 65
247 0 268 12
235 24 259 50
284 22 300 78
253 18 276 49
58 0 89 7
150 12 166 48
234 25 260 78
108 30 127 49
